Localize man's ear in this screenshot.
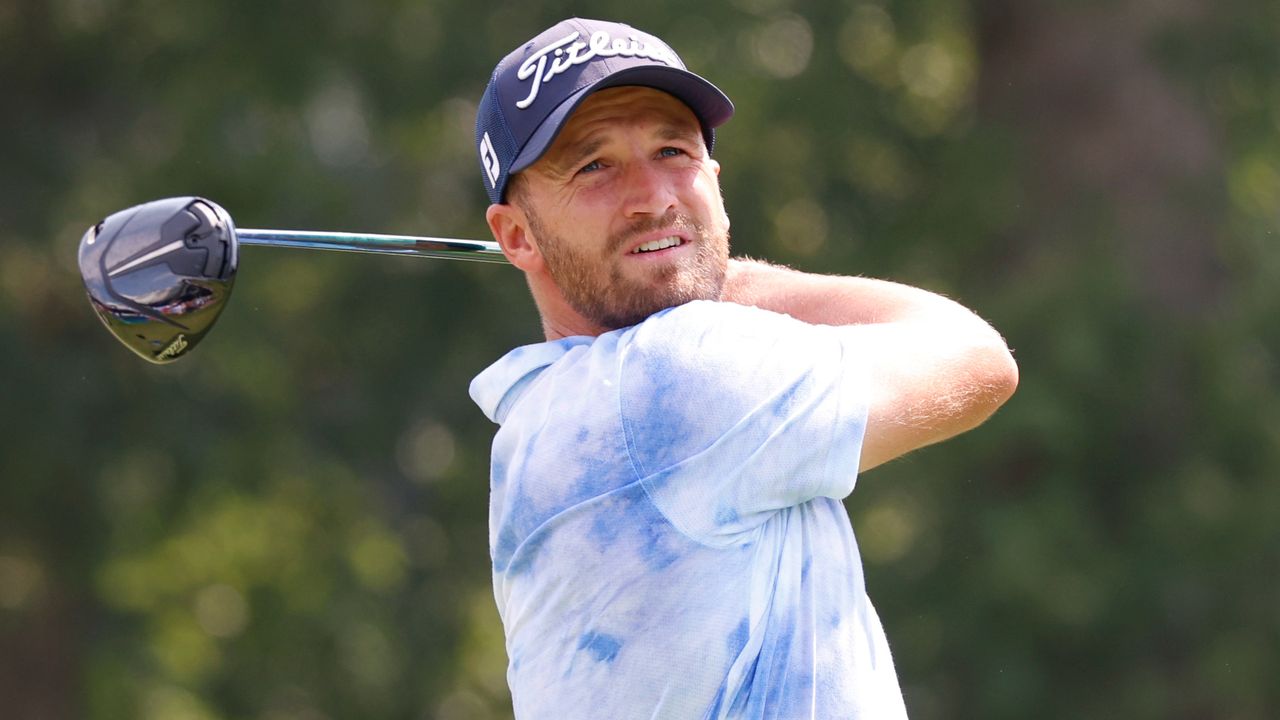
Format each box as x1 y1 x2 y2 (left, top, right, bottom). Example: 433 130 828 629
707 159 730 229
486 202 543 272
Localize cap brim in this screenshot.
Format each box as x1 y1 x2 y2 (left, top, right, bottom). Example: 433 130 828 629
508 65 734 176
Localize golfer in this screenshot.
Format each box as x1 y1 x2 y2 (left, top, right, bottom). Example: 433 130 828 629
469 17 1018 719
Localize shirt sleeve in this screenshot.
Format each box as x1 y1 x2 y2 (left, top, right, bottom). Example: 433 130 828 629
618 301 868 545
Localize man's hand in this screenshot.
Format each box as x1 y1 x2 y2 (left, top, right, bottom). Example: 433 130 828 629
721 258 1019 472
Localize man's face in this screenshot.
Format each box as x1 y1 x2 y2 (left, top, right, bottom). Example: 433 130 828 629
513 86 731 331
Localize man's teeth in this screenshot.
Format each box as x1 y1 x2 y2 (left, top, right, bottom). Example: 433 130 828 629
632 237 682 254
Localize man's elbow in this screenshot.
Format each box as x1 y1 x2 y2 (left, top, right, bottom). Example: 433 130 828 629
993 336 1019 405
966 334 1019 427
857 323 1019 472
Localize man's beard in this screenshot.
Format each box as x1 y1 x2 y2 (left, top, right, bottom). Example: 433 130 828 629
529 209 730 331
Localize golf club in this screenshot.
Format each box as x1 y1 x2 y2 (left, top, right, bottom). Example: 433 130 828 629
78 196 508 364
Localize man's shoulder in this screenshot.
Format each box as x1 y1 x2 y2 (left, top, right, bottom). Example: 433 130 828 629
616 301 846 412
629 300 793 343
640 299 775 327
625 300 818 358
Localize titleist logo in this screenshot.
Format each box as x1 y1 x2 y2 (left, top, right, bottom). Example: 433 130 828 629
515 30 680 110
156 334 187 360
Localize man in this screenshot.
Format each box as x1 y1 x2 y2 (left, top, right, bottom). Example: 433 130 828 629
469 17 1018 719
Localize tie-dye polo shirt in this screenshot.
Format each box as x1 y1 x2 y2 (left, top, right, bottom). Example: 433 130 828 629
470 300 907 719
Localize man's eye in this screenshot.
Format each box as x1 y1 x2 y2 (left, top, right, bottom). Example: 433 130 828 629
659 147 684 158
579 159 603 174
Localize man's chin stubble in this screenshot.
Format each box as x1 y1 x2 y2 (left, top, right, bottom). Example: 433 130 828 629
583 244 727 330
530 207 731 330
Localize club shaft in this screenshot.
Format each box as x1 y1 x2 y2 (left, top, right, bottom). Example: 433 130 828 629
237 228 509 264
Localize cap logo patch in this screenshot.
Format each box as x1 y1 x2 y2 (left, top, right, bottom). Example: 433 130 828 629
514 30 681 110
479 132 500 187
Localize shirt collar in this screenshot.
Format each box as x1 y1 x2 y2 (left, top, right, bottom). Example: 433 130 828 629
469 336 596 423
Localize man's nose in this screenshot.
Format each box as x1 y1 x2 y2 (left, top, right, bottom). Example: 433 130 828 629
621 161 677 217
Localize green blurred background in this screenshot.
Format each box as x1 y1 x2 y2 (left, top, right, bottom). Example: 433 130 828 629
2 0 1277 718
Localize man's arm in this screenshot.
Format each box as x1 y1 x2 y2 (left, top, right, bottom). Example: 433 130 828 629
721 258 1019 472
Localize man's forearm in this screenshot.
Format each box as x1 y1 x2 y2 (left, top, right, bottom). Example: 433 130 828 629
721 257 990 330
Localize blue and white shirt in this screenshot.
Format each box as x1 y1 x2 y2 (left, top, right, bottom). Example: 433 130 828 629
470 301 906 719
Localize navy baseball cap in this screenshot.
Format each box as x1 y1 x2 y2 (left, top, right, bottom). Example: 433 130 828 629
475 17 735 204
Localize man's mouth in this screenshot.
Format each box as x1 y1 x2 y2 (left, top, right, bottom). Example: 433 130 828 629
630 236 684 254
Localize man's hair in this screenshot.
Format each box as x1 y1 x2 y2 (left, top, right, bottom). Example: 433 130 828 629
505 172 530 210
503 172 548 246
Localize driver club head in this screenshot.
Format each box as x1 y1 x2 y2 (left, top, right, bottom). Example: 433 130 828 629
78 196 238 364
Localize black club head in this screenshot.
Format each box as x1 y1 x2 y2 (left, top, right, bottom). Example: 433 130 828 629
78 196 239 364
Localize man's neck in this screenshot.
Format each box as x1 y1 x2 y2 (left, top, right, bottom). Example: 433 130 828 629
530 277 609 340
